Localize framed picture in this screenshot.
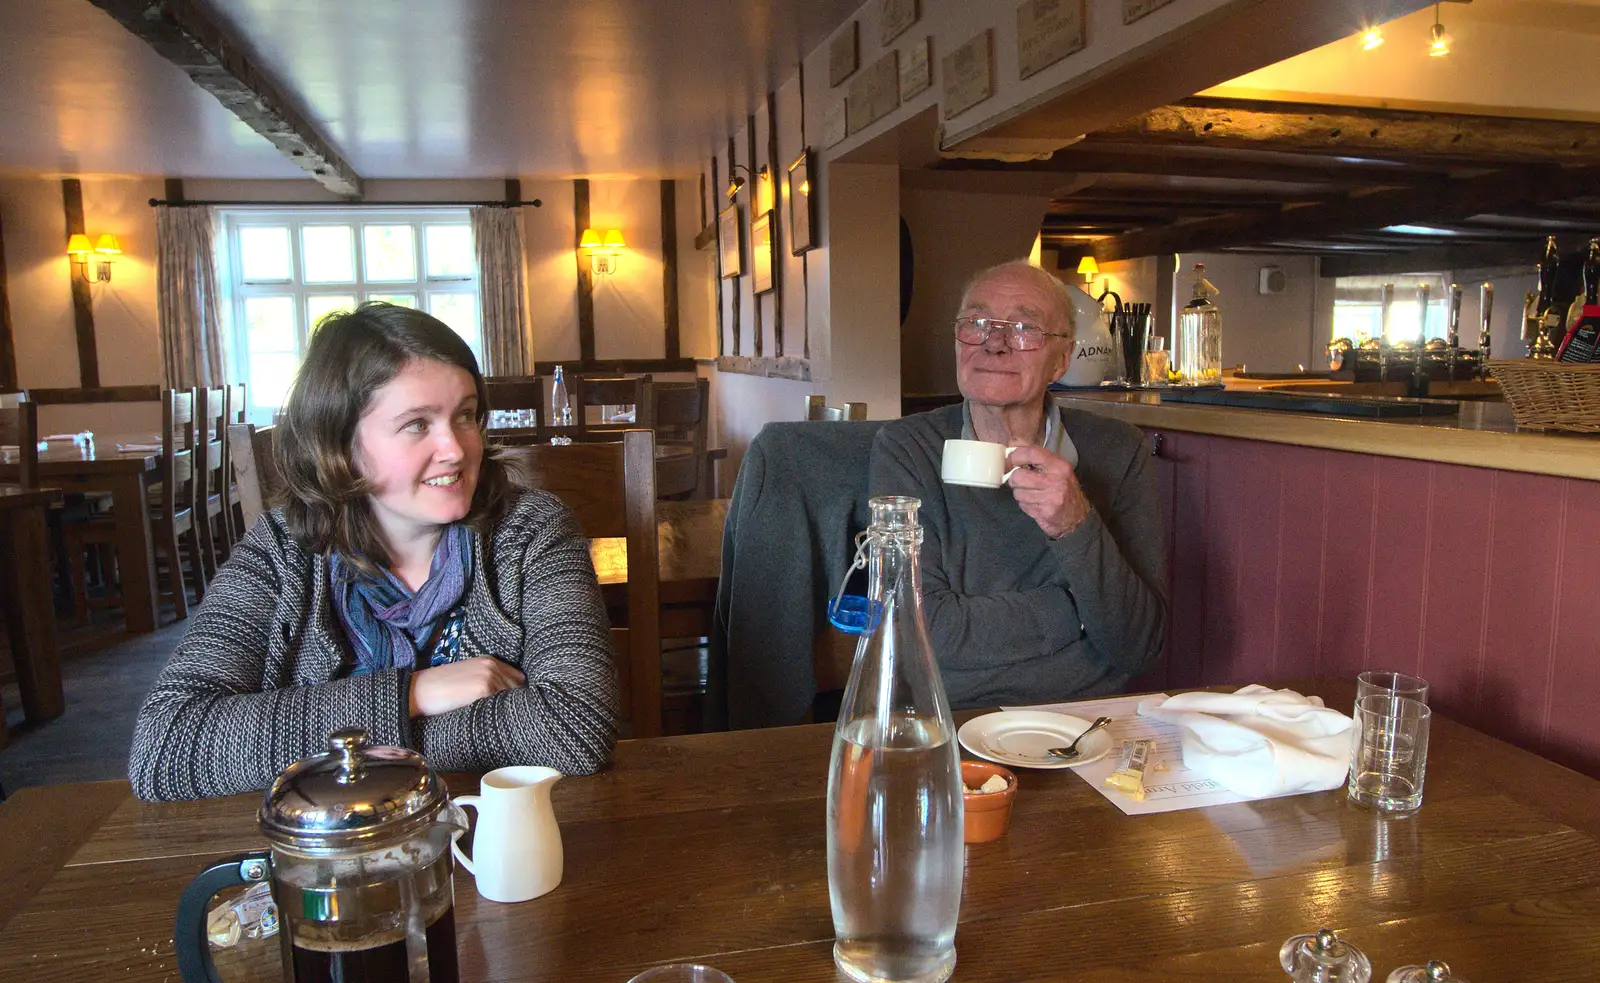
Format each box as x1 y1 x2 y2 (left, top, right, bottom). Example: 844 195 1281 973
787 149 817 255
719 205 742 279
751 212 774 295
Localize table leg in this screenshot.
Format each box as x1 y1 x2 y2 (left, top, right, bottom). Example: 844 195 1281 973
111 473 159 634
3 507 64 722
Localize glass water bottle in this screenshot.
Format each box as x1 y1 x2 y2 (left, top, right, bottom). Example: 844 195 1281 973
1174 263 1222 385
826 496 964 983
551 365 574 427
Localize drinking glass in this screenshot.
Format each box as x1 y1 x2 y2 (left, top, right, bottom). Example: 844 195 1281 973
627 966 735 983
1356 670 1429 708
1348 694 1431 814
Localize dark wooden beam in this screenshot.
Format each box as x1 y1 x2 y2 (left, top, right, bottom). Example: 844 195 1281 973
573 179 596 363
0 209 15 390
710 155 725 357
1098 97 1600 165
940 142 1437 188
60 179 99 388
765 90 785 357
1093 163 1600 262
164 177 185 204
727 135 740 357
503 178 520 206
87 0 362 196
1319 241 1546 279
660 180 680 360
745 114 762 358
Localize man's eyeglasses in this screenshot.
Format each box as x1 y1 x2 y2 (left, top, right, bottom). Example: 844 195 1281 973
954 316 1070 352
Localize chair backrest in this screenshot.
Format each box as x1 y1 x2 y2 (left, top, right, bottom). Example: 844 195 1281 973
497 429 661 737
804 395 868 421
227 383 247 425
485 376 547 430
649 379 709 499
202 387 227 500
26 385 162 405
159 389 197 525
0 393 39 488
574 374 652 431
227 423 280 534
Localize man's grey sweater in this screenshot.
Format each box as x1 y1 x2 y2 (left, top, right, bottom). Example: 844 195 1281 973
869 403 1168 707
128 491 618 801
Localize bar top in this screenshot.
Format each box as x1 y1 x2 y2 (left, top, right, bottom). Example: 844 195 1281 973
1055 389 1600 482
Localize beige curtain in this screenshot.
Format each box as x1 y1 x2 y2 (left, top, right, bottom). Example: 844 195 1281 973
471 206 530 375
156 205 226 388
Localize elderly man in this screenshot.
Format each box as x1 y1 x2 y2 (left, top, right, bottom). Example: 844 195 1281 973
869 260 1167 707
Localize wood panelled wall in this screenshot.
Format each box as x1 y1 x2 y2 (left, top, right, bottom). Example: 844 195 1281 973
1134 429 1600 779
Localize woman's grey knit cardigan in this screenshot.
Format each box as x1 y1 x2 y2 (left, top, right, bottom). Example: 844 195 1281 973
128 490 619 802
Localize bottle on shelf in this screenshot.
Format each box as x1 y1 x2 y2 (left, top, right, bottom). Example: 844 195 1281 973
551 365 573 426
826 496 963 983
1557 237 1600 363
1173 263 1221 386
1530 236 1562 359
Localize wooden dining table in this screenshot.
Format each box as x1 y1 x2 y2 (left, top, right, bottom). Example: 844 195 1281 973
0 483 64 738
2 677 1598 982
0 437 162 634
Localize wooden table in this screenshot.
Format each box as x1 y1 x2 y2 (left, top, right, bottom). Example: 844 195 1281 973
4 678 1599 981
0 439 161 633
0 484 64 738
591 498 726 636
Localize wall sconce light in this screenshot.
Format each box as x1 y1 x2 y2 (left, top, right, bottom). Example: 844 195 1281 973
1359 26 1384 50
67 233 120 282
1428 8 1450 57
1076 255 1099 285
726 164 754 200
579 228 626 276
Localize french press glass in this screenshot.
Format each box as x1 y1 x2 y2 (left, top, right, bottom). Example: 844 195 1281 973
175 728 467 983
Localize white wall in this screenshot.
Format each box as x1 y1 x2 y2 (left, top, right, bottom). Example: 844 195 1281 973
1184 252 1320 374
899 186 1049 394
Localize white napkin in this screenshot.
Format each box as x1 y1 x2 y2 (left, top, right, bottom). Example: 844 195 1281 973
1137 685 1354 799
116 442 162 452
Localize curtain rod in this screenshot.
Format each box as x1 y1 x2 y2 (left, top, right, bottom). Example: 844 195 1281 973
146 198 543 208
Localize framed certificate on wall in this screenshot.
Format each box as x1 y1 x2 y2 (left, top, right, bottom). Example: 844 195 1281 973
719 205 743 279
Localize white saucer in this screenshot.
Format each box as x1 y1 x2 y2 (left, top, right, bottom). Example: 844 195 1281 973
957 710 1115 770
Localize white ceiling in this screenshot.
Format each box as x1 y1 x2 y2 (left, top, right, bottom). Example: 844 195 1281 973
0 0 861 181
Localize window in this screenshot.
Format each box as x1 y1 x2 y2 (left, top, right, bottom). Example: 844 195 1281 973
221 209 479 422
1331 273 1448 345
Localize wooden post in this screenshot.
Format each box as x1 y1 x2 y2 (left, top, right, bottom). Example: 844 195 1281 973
61 178 100 388
660 180 680 360
746 114 762 358
164 177 186 204
710 155 725 358
0 210 16 391
574 178 596 364
765 90 784 357
728 136 741 357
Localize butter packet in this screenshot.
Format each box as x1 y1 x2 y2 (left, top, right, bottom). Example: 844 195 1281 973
1103 739 1154 800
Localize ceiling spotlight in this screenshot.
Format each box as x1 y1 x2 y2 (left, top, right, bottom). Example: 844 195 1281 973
1360 27 1384 50
1429 4 1450 56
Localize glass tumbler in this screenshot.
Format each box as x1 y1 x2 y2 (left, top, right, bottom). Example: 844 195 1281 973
1356 670 1429 711
1348 694 1431 814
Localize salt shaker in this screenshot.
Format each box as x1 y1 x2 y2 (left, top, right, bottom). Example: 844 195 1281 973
1387 960 1466 983
1280 928 1372 982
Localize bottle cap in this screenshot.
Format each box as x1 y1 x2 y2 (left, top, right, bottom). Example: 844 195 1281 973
1279 928 1371 982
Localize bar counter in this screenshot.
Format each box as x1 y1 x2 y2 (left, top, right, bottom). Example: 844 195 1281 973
1054 389 1600 482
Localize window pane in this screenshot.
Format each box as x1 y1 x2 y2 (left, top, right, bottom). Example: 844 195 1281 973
425 225 475 277
428 293 479 347
367 292 418 308
363 225 417 281
244 296 297 353
250 353 299 415
239 226 292 281
307 295 357 332
302 226 355 283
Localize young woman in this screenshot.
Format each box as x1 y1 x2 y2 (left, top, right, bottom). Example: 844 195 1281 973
129 303 617 801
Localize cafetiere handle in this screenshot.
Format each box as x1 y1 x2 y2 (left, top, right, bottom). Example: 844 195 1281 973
175 851 271 983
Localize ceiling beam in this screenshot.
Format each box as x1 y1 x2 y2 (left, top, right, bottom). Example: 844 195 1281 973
1091 163 1600 262
939 143 1432 188
1319 241 1546 279
1097 97 1600 165
87 0 361 197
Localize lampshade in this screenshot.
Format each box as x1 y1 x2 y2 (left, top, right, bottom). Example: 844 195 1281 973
602 229 625 250
1077 256 1099 277
579 228 602 249
94 234 122 255
66 234 93 256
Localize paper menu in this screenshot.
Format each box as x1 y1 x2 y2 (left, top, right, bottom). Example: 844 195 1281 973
1000 694 1255 815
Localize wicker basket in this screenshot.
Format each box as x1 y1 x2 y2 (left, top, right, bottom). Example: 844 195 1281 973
1489 359 1600 433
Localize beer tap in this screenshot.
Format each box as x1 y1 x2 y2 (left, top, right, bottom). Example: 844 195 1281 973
1478 283 1493 381
1413 282 1431 397
1378 283 1394 383
1446 282 1462 382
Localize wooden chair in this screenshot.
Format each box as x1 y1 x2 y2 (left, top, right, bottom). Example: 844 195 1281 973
222 383 247 544
26 385 162 405
805 395 868 421
195 387 232 576
66 389 204 623
648 379 709 499
497 429 662 738
574 374 652 432
0 393 38 489
0 393 64 747
227 423 280 536
485 375 546 431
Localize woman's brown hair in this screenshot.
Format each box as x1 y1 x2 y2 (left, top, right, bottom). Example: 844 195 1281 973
274 302 516 571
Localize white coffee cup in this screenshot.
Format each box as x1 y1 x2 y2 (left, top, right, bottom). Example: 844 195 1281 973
941 439 1021 488
451 765 564 903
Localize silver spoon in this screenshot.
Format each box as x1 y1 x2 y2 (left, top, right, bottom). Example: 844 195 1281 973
1046 717 1113 760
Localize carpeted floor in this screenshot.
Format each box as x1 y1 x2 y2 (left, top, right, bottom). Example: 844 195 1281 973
0 619 185 792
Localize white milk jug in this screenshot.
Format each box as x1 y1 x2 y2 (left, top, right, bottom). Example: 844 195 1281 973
451 765 565 903
1057 284 1117 387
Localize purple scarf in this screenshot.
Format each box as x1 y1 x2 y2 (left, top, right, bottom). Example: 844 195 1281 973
330 524 472 673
